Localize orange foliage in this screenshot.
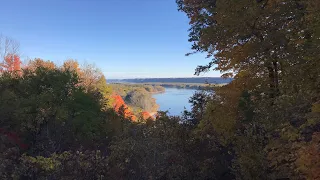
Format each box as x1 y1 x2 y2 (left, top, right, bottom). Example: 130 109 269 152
111 94 137 121
26 58 56 71
63 59 81 75
140 111 154 120
0 54 21 73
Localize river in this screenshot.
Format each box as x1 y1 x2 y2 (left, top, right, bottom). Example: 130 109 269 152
152 88 197 116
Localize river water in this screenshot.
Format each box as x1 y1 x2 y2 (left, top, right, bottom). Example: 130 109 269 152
152 88 196 116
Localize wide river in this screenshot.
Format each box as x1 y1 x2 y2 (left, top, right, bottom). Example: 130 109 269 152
152 88 197 116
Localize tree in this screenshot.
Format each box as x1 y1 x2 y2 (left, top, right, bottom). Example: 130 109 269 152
0 54 21 73
80 63 104 91
108 114 192 179
0 67 111 155
0 35 20 74
177 0 320 179
26 58 56 70
177 0 320 96
62 59 81 75
112 94 136 121
0 35 19 62
187 90 211 125
125 88 158 113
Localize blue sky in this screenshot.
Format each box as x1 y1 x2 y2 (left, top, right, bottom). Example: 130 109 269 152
0 0 220 79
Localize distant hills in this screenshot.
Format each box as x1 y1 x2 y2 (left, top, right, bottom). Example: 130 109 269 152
108 77 233 84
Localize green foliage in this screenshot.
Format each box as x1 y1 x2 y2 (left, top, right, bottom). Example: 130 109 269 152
15 151 109 179
108 114 193 179
176 0 320 179
110 83 165 97
95 75 114 108
0 66 122 152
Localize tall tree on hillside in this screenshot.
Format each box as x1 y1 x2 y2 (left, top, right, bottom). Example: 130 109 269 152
177 0 320 96
0 35 21 74
177 0 320 179
81 63 104 91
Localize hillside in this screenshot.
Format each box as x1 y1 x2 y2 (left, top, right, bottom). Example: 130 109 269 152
108 77 233 84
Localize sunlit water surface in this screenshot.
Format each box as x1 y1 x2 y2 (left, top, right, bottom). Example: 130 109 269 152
152 88 196 116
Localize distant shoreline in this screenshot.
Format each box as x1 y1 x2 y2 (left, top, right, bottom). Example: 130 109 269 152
150 90 165 94
111 82 225 90
108 77 233 84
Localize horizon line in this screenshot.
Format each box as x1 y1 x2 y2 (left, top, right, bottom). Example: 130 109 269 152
108 77 229 80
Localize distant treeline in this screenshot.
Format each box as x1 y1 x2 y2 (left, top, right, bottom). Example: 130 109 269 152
140 82 223 90
109 77 233 84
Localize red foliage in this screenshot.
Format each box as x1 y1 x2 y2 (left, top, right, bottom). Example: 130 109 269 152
0 128 28 149
1 54 21 73
111 94 137 121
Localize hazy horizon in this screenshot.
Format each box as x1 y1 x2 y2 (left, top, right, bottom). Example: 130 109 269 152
108 76 224 80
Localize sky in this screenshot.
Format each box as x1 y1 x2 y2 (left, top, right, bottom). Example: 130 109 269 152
0 0 220 79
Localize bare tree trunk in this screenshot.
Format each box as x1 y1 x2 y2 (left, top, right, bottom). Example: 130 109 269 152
273 60 279 95
268 60 280 98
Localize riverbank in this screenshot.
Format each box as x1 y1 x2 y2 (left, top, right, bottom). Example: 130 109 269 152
134 82 225 90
